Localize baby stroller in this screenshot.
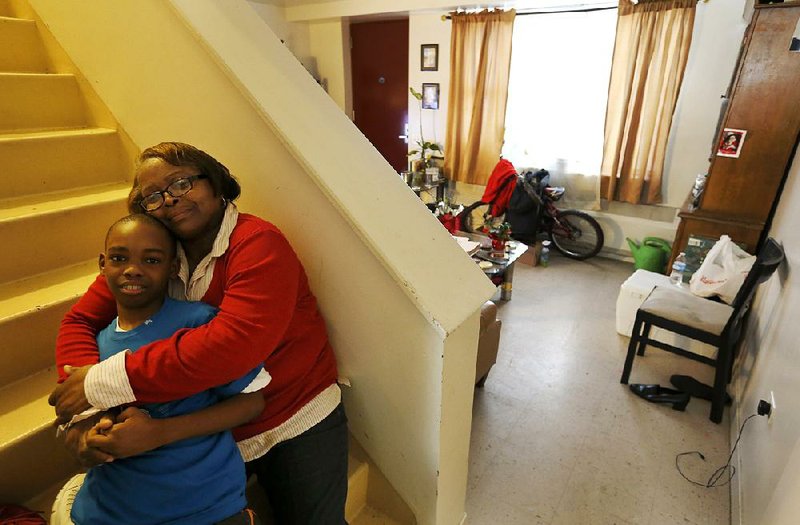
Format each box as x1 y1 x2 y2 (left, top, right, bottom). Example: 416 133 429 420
460 160 604 260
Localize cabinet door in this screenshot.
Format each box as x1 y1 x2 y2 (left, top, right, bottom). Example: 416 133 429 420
701 6 800 222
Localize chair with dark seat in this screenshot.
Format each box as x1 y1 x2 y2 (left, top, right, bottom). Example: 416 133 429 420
620 238 784 423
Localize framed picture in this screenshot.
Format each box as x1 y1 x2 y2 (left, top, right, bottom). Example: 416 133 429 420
421 44 439 71
717 128 747 158
421 83 440 110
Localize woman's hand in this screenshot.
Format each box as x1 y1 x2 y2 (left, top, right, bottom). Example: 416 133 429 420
63 413 116 468
49 365 93 424
86 407 165 459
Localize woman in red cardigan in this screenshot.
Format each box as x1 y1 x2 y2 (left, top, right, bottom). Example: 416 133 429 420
50 142 347 524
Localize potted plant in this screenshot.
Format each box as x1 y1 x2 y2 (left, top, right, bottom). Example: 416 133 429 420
408 87 443 182
488 222 512 255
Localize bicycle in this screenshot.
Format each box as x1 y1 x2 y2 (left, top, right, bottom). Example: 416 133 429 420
460 169 604 260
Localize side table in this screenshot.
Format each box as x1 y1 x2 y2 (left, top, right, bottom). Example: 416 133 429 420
454 231 528 301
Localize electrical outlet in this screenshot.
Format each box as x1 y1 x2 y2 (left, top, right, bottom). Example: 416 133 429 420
770 390 777 420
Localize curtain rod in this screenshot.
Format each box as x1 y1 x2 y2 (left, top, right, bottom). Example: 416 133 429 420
441 5 617 20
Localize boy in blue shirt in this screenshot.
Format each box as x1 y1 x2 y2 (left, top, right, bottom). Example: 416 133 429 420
55 214 268 525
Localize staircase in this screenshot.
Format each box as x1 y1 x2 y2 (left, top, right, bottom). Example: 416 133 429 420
0 0 133 509
1 2 413 523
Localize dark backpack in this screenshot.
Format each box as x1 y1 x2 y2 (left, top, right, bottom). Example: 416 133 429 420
505 170 548 244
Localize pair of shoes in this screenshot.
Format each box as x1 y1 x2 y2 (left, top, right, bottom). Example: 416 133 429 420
629 384 691 411
670 375 732 405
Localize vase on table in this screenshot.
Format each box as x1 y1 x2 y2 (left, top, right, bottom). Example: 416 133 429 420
490 237 506 257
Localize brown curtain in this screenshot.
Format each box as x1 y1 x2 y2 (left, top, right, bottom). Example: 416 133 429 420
601 0 696 204
444 10 515 185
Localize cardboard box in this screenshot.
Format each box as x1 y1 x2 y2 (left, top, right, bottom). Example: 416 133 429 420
518 241 542 266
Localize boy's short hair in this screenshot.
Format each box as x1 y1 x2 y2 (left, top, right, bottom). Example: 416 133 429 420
105 214 177 258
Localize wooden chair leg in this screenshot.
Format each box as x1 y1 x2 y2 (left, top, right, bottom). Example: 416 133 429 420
621 317 642 384
636 321 652 356
710 343 733 424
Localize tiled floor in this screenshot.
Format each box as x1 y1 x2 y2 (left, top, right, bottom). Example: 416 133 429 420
466 255 731 525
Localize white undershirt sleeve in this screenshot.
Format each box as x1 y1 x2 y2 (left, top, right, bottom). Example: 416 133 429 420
84 350 136 409
242 368 271 393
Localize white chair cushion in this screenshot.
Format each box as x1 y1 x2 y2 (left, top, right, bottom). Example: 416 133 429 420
640 285 733 336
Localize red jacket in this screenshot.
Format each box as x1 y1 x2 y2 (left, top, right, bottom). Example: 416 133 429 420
56 213 338 440
481 159 518 216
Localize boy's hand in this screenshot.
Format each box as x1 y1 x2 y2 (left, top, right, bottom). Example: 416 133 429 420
63 414 115 468
91 412 116 436
86 407 164 458
49 365 93 424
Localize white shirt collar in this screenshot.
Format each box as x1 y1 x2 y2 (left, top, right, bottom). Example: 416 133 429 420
172 202 239 301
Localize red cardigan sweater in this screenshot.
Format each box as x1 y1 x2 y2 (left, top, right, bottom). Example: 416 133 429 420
56 213 339 440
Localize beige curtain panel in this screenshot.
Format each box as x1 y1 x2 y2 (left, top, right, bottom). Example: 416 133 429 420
601 0 696 204
444 10 515 185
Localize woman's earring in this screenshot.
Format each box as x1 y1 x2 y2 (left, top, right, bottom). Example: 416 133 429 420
221 196 227 207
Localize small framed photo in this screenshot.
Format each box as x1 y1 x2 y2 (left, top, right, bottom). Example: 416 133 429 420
421 44 439 71
421 83 440 110
717 128 747 158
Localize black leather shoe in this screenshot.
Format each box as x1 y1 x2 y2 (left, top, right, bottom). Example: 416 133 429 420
628 384 690 411
629 384 683 398
670 375 732 405
643 392 691 411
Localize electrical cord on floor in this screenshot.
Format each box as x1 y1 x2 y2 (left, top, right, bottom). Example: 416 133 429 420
675 414 758 488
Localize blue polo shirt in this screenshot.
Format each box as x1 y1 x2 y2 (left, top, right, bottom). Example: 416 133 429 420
71 298 262 525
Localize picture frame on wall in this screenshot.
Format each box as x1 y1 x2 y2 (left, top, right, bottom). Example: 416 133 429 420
421 83 440 110
716 128 747 158
421 44 439 71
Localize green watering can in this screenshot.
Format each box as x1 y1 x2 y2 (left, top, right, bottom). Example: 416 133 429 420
626 237 672 274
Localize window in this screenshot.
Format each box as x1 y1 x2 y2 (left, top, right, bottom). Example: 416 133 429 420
501 8 617 208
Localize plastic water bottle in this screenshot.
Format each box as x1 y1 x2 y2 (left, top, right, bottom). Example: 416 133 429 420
540 241 551 267
670 252 686 286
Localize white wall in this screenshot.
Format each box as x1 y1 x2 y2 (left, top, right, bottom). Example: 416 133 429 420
731 145 800 525
307 18 352 114
246 0 291 42
663 0 749 207
28 1 496 523
248 3 352 116
408 13 450 162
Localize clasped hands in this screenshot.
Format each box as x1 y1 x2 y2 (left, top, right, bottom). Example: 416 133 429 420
64 406 164 468
51 364 163 468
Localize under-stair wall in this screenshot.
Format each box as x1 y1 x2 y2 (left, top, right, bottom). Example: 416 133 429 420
0 0 135 504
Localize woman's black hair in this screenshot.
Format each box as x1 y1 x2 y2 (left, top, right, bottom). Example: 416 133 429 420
128 142 241 213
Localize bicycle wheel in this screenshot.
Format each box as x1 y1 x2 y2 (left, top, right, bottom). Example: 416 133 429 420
549 210 604 260
460 201 499 234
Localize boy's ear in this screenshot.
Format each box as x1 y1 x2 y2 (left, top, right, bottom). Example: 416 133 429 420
98 253 106 272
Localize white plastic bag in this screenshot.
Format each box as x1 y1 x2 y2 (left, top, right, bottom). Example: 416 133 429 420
689 235 756 304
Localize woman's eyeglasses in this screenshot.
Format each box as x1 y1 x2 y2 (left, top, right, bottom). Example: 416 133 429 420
140 174 208 212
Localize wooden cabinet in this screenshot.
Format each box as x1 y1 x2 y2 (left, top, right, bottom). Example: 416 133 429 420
672 3 800 260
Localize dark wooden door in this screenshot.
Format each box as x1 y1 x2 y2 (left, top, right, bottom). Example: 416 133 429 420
351 19 409 172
